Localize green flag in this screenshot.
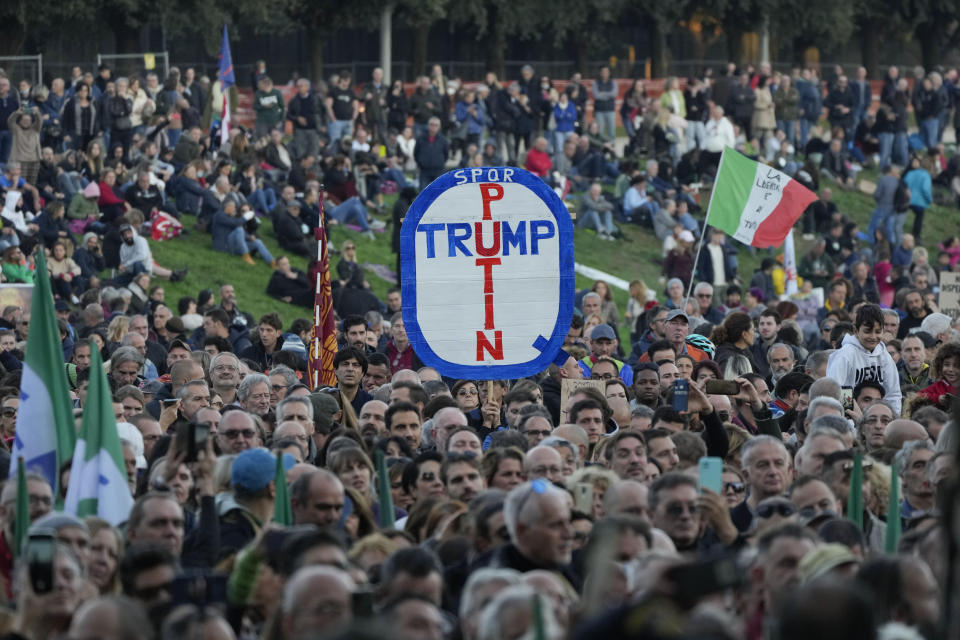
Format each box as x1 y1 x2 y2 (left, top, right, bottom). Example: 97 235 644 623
274 452 293 526
532 593 547 640
14 458 28 558
886 462 902 553
9 251 77 502
846 452 864 531
375 450 395 529
63 349 134 525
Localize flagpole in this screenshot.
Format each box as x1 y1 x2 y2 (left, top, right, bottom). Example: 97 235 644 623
682 149 724 313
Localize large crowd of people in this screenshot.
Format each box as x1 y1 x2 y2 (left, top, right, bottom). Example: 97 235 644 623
0 55 957 640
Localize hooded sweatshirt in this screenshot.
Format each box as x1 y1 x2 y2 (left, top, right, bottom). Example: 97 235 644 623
826 333 902 414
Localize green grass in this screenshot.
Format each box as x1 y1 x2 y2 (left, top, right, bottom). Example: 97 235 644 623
147 167 953 339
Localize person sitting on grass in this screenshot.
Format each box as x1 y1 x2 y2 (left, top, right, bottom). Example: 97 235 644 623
212 200 275 267
267 255 314 307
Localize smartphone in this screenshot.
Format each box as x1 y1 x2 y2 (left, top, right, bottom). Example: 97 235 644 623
665 555 743 609
194 423 210 454
26 533 56 595
162 398 179 407
698 457 724 494
840 387 854 412
673 378 689 412
169 573 227 608
705 379 740 396
573 482 594 514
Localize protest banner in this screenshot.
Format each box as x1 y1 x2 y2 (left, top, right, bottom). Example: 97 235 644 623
400 167 574 379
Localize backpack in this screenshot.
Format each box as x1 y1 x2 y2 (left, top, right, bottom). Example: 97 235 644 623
894 179 911 213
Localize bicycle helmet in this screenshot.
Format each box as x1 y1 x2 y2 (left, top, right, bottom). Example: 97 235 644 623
685 334 716 358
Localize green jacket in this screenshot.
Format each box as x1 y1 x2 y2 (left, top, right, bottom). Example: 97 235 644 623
253 89 285 127
1 262 34 284
68 193 98 220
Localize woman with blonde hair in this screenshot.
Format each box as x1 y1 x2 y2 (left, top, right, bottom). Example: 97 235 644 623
107 314 130 344
591 280 619 327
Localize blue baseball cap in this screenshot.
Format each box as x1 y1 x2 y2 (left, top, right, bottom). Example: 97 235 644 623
231 448 295 492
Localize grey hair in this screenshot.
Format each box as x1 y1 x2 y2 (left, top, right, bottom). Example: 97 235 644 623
803 426 848 447
740 434 787 470
210 351 240 370
503 481 567 541
176 379 208 401
894 439 934 477
582 291 602 302
809 414 852 436
458 568 522 621
541 436 578 465
111 345 144 367
859 399 899 430
805 351 832 378
694 282 713 295
881 308 900 320
268 364 298 387
631 405 655 419
237 373 269 403
477 585 562 640
277 395 314 422
920 313 952 338
766 342 794 362
807 396 843 420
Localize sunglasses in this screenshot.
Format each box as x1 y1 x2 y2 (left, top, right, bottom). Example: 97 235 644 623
757 502 797 519
1 408 16 417
446 451 479 462
665 502 698 517
222 429 255 440
419 471 437 483
723 481 745 494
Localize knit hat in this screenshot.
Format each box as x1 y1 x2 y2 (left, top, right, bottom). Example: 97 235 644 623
82 183 100 199
30 512 87 535
82 232 99 246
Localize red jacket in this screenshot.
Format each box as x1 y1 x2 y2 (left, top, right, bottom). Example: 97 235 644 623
524 148 552 178
97 181 126 206
917 379 956 407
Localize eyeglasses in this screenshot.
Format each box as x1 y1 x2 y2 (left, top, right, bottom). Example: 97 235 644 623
271 384 288 392
222 429 255 440
664 502 698 517
457 388 478 396
523 429 553 438
1 408 16 417
757 501 797 519
213 364 238 372
27 495 52 507
530 466 562 477
419 471 438 483
696 294 712 299
717 411 731 423
723 482 745 494
841 460 874 473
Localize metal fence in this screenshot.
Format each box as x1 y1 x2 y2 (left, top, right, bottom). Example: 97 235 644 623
0 55 43 86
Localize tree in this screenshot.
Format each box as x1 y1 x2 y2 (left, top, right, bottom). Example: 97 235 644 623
0 0 96 57
395 0 448 79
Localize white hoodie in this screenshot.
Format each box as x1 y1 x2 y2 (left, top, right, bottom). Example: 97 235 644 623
826 333 902 414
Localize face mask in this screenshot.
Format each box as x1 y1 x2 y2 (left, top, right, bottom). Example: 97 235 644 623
123 236 135 245
541 84 549 90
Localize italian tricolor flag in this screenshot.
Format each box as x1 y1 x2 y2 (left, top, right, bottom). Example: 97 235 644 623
707 148 817 248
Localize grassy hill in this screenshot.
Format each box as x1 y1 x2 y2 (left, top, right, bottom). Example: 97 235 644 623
148 169 956 336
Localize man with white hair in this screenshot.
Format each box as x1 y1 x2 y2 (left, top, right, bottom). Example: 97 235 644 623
415 116 448 190
281 565 355 639
732 435 793 532
237 373 271 416
895 440 935 520
490 480 578 587
477 585 562 640
920 312 955 344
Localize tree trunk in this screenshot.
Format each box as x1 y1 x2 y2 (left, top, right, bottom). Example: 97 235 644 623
487 5 506 79
114 24 141 55
918 25 941 70
412 23 429 78
574 36 589 75
859 19 882 77
726 28 745 66
650 20 669 77
309 35 325 82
